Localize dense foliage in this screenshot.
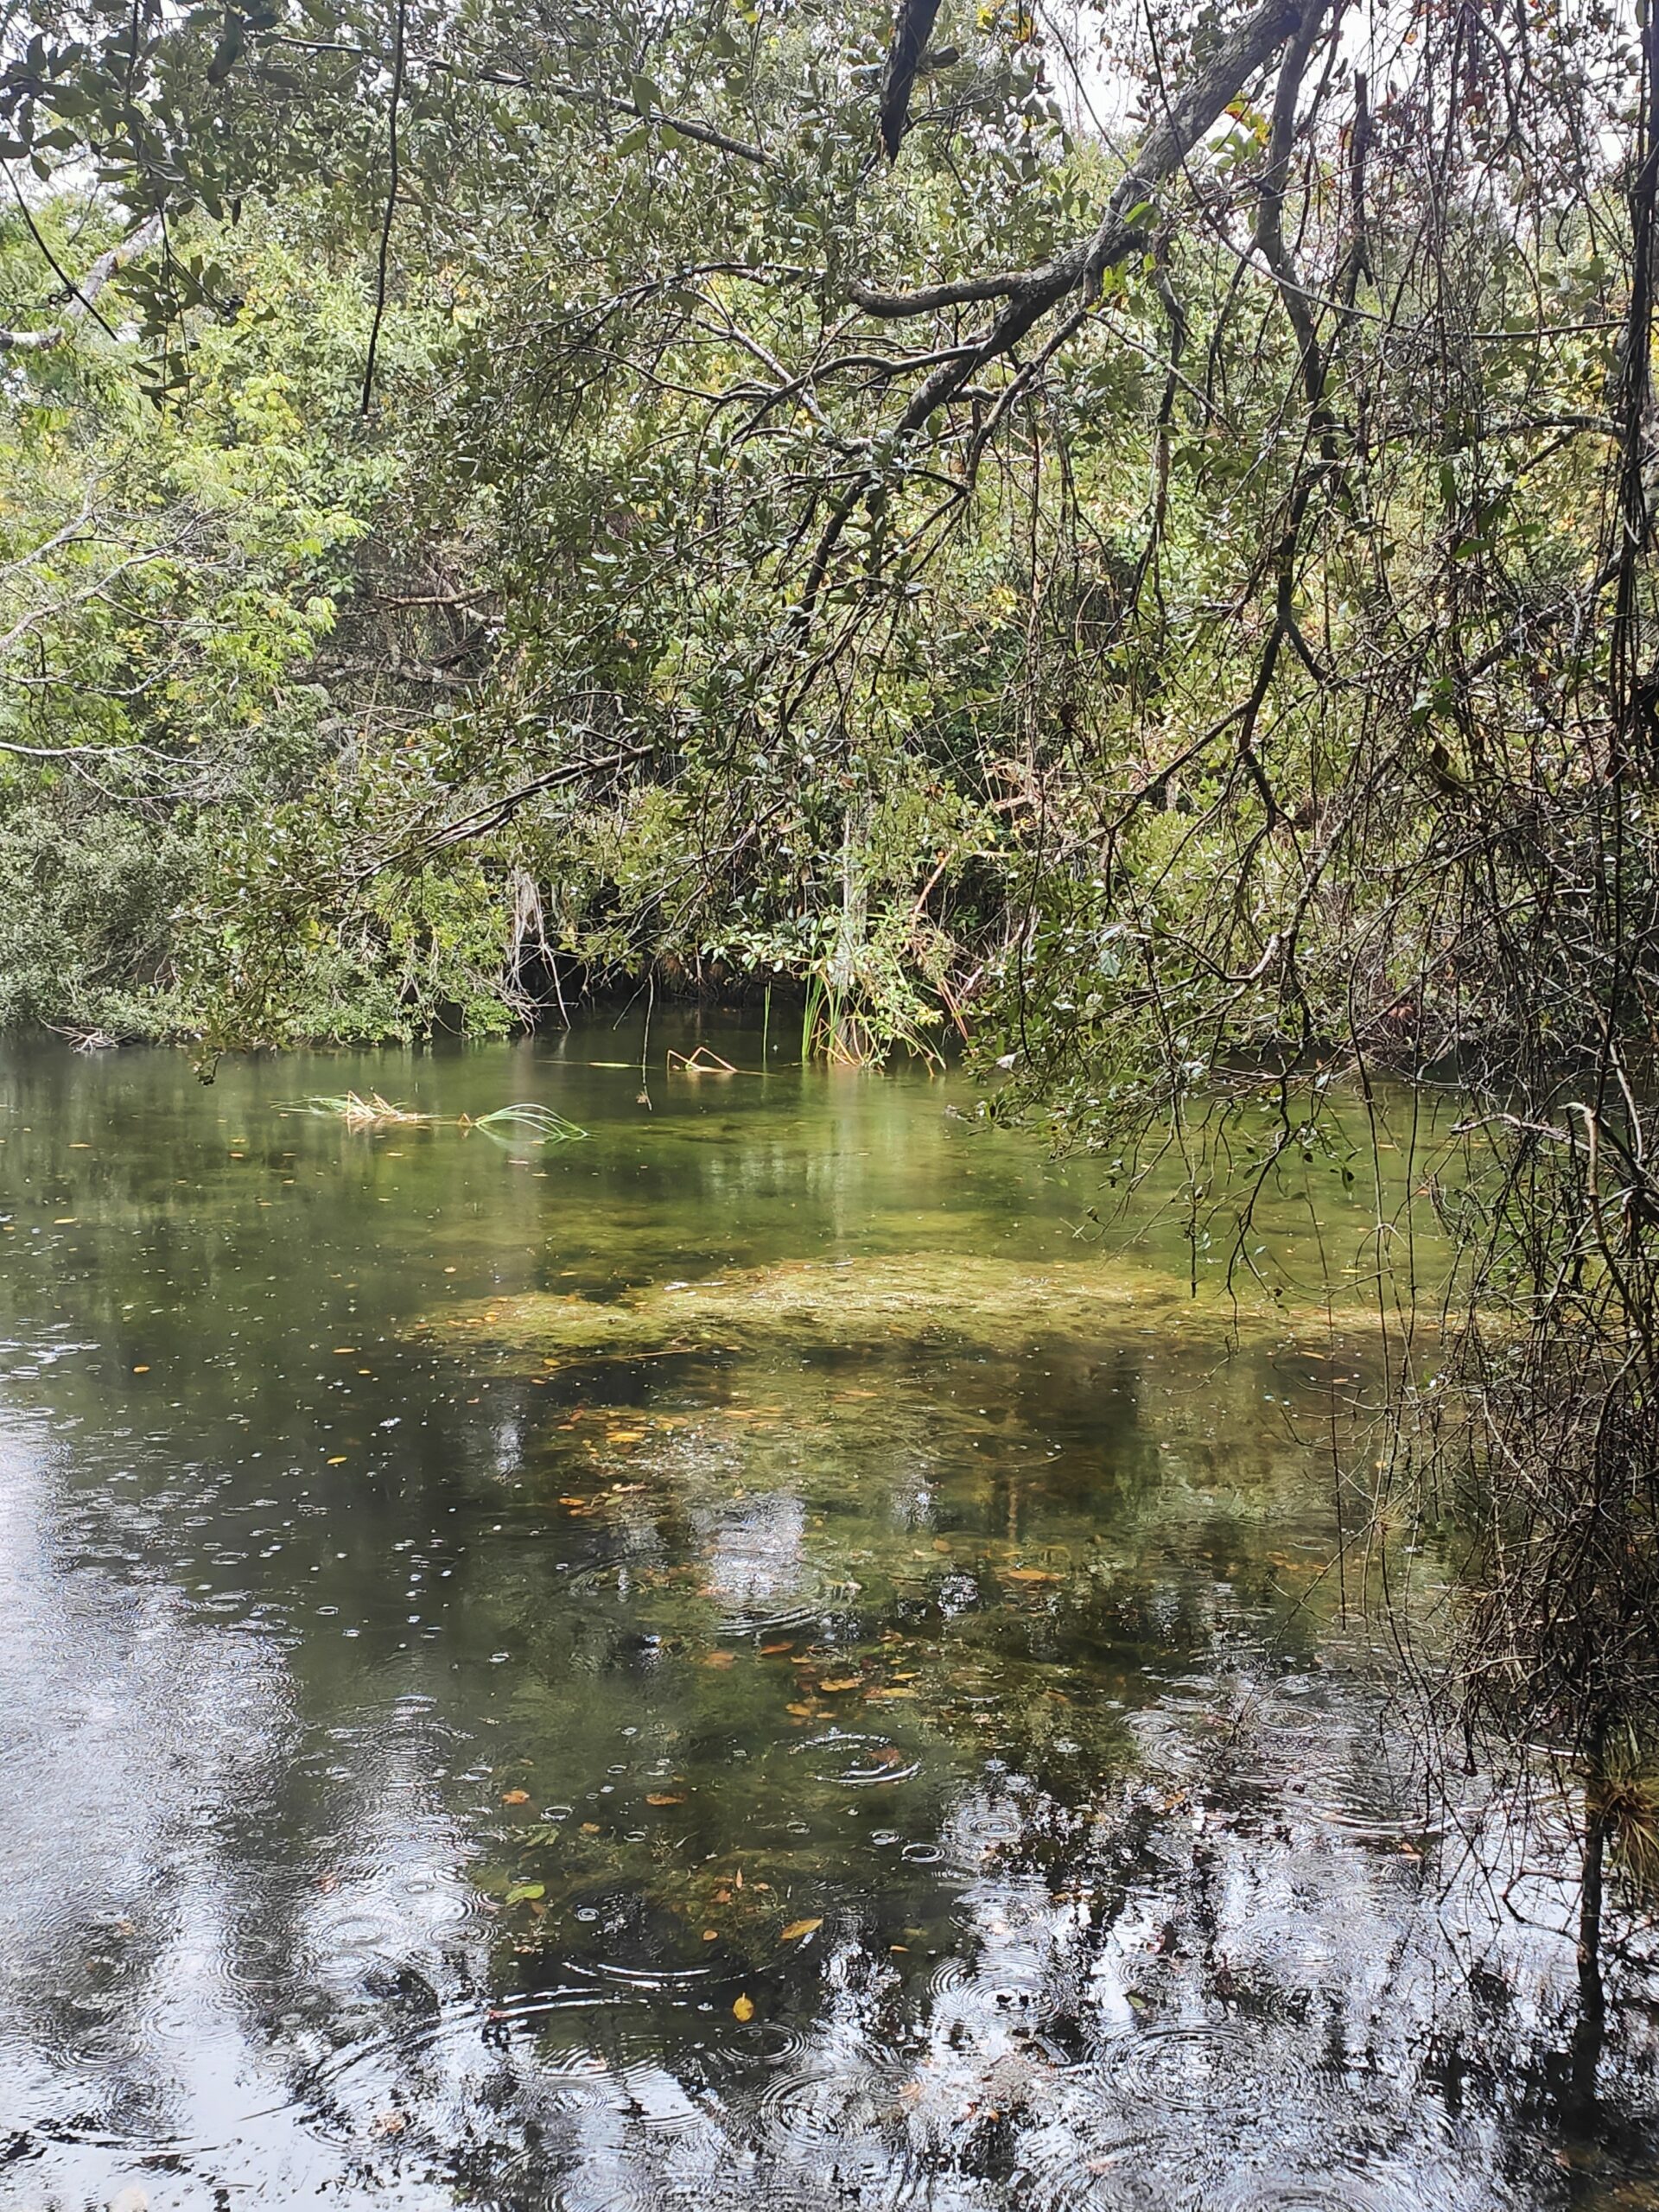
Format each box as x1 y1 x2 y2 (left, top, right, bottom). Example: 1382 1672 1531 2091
0 0 1644 1094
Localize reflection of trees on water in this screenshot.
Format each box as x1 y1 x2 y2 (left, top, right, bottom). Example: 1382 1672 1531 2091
4 1338 1655 2208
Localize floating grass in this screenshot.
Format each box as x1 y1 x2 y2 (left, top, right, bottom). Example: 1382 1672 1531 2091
292 1094 587 1142
298 1090 429 1128
469 1104 588 1141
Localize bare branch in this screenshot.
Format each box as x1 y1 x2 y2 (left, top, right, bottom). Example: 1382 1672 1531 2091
0 212 162 354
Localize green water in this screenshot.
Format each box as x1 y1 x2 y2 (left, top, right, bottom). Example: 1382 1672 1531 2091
0 1018 1650 2211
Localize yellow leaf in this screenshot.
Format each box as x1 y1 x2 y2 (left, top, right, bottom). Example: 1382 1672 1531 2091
702 1650 736 1669
500 1789 531 1805
1007 1567 1060 1583
646 1792 685 1806
581 1821 601 1834
780 1917 823 1942
818 1676 861 1693
733 1993 754 2022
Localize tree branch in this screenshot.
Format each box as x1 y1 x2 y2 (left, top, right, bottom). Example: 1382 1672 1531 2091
879 0 944 160
806 0 1325 608
0 211 162 353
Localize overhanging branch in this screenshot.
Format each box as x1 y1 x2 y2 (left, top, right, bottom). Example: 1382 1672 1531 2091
0 211 162 354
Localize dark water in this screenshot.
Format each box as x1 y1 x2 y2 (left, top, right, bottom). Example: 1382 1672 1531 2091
0 1020 1654 2210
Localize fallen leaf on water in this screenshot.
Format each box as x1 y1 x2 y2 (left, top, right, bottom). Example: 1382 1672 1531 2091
501 1789 531 1805
646 1792 686 1806
780 1917 823 1942
733 1993 754 2021
866 1687 915 1700
760 1641 794 1656
371 2110 406 2137
702 1650 735 1669
132 1365 150 1375
785 1702 814 1718
607 1430 645 1444
327 1455 347 1465
581 1821 601 1834
819 1677 861 1693
702 1928 718 1941
1007 1568 1061 1584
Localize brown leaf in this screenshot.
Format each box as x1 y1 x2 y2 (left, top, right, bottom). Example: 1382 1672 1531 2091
500 1789 531 1805
646 1792 686 1806
780 1916 823 1942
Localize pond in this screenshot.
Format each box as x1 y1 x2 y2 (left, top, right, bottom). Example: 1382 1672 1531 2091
0 1017 1654 2210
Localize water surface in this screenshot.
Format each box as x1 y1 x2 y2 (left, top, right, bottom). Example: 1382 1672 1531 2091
0 1020 1654 2209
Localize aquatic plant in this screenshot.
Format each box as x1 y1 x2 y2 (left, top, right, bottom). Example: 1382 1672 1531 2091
421 1249 1389 1368
295 1094 587 1141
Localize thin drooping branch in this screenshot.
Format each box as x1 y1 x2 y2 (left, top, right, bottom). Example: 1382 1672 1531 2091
0 210 162 353
1254 8 1329 418
361 0 406 415
353 741 654 880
